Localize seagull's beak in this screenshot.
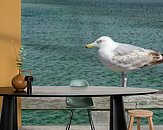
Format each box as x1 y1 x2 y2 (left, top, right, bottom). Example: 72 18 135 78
85 43 94 48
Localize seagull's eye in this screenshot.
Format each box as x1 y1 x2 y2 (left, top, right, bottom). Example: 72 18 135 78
97 40 103 44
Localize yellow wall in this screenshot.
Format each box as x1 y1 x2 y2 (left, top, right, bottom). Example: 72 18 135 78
0 0 21 127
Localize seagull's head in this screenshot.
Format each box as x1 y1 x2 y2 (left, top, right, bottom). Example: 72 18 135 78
85 36 115 49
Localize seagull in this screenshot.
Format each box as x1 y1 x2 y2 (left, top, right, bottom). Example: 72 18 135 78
85 36 163 87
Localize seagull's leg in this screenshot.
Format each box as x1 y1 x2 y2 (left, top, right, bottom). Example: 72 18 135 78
121 72 127 87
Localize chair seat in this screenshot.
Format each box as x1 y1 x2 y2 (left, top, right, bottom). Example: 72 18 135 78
128 110 153 118
66 97 94 108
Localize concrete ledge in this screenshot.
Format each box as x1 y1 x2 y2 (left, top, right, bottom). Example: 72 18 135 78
22 93 163 110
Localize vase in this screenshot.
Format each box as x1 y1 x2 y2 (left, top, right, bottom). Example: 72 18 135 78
12 72 27 91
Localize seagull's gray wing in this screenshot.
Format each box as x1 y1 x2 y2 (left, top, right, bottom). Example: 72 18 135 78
112 43 163 70
114 42 145 56
112 50 150 70
112 43 161 70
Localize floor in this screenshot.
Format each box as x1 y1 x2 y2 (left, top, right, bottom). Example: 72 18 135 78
19 125 163 130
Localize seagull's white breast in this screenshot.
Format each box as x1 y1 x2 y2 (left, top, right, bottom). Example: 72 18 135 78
98 48 124 71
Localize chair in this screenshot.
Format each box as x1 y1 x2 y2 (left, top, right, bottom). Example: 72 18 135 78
128 109 154 130
65 79 95 130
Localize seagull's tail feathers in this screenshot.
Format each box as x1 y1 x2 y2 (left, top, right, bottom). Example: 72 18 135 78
149 52 163 65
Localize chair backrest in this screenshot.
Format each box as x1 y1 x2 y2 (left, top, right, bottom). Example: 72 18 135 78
70 79 89 87
66 79 94 108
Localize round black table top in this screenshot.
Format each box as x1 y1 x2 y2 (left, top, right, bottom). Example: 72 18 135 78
0 86 158 97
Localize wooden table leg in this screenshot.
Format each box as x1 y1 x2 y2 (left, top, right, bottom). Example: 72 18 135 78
110 96 127 130
0 96 18 130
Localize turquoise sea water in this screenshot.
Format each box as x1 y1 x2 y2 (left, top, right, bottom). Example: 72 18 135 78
21 0 163 125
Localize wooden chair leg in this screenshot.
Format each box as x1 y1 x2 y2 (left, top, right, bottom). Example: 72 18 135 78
148 116 154 130
128 116 134 130
137 117 141 130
